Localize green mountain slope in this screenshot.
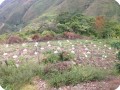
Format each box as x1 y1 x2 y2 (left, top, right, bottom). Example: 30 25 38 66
0 0 120 34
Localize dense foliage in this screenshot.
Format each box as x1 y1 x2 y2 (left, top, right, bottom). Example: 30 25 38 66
111 42 120 49
0 0 120 34
43 51 74 64
0 62 110 89
0 12 120 43
56 12 96 36
56 12 120 39
101 21 120 39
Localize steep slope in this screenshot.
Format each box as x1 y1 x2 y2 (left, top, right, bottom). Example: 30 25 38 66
0 0 120 34
0 0 37 34
84 0 120 19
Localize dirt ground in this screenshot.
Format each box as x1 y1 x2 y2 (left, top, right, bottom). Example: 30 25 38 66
35 76 120 90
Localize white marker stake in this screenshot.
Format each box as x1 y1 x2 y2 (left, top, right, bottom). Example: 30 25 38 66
3 53 8 56
54 51 58 54
34 43 38 47
13 55 18 59
23 49 27 52
34 52 38 55
67 40 70 42
5 44 9 48
71 50 75 54
57 47 61 51
41 47 44 50
22 43 26 47
48 44 51 47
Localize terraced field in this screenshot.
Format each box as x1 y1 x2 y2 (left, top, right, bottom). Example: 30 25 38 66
0 39 120 90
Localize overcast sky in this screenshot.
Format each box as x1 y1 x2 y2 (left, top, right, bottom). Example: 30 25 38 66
0 0 120 5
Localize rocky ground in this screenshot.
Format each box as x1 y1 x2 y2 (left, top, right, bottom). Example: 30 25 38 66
35 76 120 90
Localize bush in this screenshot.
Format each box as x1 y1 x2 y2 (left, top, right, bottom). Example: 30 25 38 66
115 63 120 73
64 32 80 39
117 51 120 60
0 33 8 43
59 51 74 61
31 34 41 42
56 12 95 36
41 30 56 41
0 60 112 89
46 66 108 87
17 32 28 41
0 62 41 90
115 46 120 73
6 35 23 44
111 42 120 49
101 21 120 39
43 52 60 64
43 51 74 64
56 23 69 33
41 30 56 37
44 61 73 74
41 34 54 41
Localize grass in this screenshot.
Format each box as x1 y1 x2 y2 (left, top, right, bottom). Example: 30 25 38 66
20 84 36 90
43 50 74 64
43 66 111 88
0 39 119 89
0 60 116 89
0 62 42 90
111 42 120 50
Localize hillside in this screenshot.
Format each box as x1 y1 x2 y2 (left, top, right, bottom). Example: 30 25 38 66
0 0 120 34
0 39 120 90
0 1 120 89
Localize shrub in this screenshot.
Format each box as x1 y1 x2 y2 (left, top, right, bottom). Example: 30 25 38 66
44 61 73 74
95 16 105 30
59 51 74 61
115 46 120 73
31 34 40 42
41 30 56 37
6 35 23 44
111 42 120 49
64 32 80 39
43 51 74 64
115 63 120 73
100 21 120 39
55 34 64 40
41 30 56 41
0 33 8 44
43 52 60 64
0 62 42 90
0 39 5 44
56 23 69 33
41 34 54 41
56 12 95 36
117 51 120 60
17 32 28 41
46 66 108 87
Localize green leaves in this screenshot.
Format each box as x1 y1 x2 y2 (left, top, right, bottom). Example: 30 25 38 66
56 12 95 35
117 51 120 60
